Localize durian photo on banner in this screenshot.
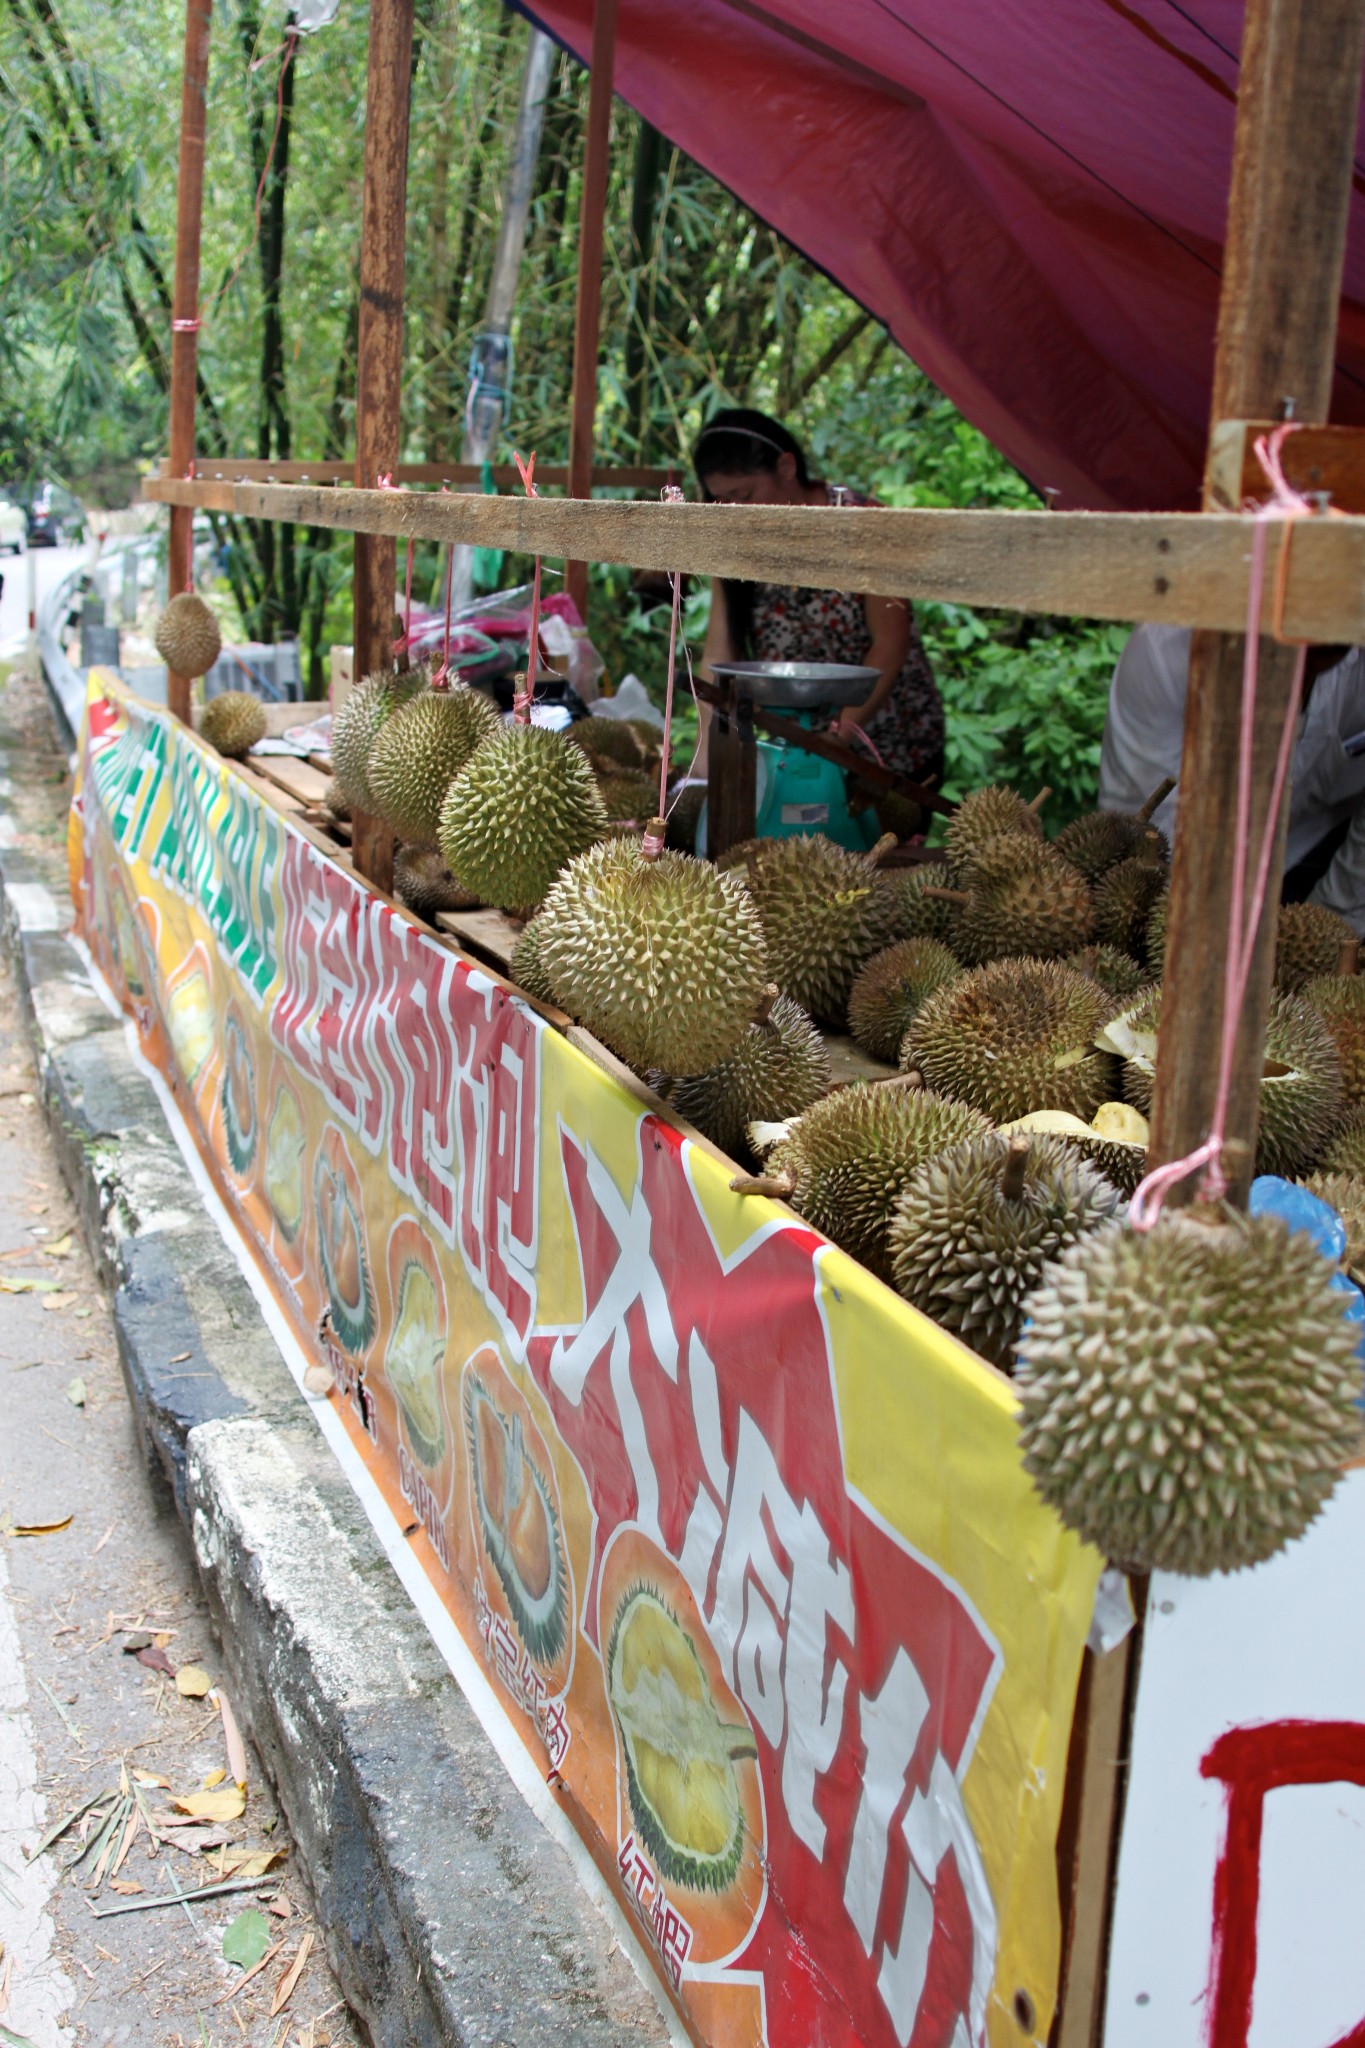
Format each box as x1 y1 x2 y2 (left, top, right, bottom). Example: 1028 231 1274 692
72 673 1100 2048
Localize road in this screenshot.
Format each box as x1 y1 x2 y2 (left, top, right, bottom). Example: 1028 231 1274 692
0 544 88 663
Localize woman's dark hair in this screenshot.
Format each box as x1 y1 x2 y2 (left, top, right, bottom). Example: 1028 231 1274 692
693 409 813 653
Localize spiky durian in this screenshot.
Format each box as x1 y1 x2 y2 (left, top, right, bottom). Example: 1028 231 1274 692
668 995 830 1158
393 845 479 920
595 770 660 823
943 834 1095 965
1103 987 1343 1178
1094 838 1168 961
760 1085 992 1282
1275 902 1359 994
943 784 1044 880
1145 892 1169 976
906 959 1119 1125
329 667 426 812
567 716 649 769
510 914 559 1007
1016 1208 1363 1575
879 862 959 947
1065 945 1148 1000
1053 784 1172 884
1322 1107 1365 1176
847 938 963 1062
199 690 265 760
1301 972 1365 1104
999 1103 1149 1196
664 782 706 855
367 686 501 846
1304 1171 1365 1283
322 777 351 823
438 722 609 917
889 1133 1123 1366
155 591 222 678
536 840 767 1075
721 833 897 1023
871 790 923 841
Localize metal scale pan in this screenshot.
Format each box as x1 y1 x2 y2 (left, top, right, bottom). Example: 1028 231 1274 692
709 660 879 711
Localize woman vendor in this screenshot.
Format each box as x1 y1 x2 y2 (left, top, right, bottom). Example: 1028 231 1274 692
694 407 944 786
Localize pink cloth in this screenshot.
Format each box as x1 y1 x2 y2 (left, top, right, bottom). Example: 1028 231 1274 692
512 0 1365 510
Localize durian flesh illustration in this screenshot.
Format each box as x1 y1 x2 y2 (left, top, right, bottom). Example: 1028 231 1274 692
264 1084 306 1243
465 1375 567 1667
315 1142 376 1354
166 967 214 1086
220 1011 257 1175
607 1584 755 1894
386 1257 447 1467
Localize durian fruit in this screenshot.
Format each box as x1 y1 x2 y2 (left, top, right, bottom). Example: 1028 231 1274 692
1052 779 1173 884
596 770 660 823
322 777 352 824
871 790 923 842
906 960 1119 1125
847 937 963 1062
721 833 898 1023
438 723 609 918
393 845 479 920
367 685 501 847
1065 944 1148 1000
1015 1207 1364 1575
879 862 959 947
1301 971 1365 1104
664 782 706 854
1145 892 1169 976
757 1084 992 1283
626 718 665 771
1274 902 1359 994
1000 1102 1149 1196
330 667 427 813
943 784 1045 880
669 994 831 1158
567 716 647 770
199 690 265 759
535 840 767 1075
510 914 559 1007
1304 1171 1365 1284
889 1132 1123 1366
1094 835 1168 961
1322 1108 1365 1176
1104 987 1343 1178
938 834 1095 966
155 591 222 678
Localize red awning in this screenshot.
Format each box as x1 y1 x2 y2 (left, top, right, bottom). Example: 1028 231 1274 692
513 0 1365 510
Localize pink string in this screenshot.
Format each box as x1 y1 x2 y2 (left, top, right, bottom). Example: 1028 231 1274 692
171 317 201 333
1129 424 1312 1228
652 485 688 840
513 450 540 724
840 721 887 769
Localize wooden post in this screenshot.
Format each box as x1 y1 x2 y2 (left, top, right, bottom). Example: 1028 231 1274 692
166 0 213 727
564 0 619 624
1148 0 1365 1203
350 0 416 895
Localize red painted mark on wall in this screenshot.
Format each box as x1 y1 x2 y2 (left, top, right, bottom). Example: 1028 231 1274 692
1201 1720 1365 2048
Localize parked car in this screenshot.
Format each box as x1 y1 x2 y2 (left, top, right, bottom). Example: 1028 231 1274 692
0 499 24 554
26 496 61 547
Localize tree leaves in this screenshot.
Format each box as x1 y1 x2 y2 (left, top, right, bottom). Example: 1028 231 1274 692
222 1906 272 1972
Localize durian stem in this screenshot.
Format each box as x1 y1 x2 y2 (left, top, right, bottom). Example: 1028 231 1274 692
865 831 899 867
1002 1134 1030 1199
1073 945 1099 975
1028 785 1052 815
753 983 779 1025
722 1725 759 1761
873 1069 924 1093
729 1170 796 1199
1138 775 1176 822
923 886 970 906
1338 937 1360 977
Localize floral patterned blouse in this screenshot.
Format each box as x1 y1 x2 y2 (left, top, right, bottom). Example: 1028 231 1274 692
747 486 944 784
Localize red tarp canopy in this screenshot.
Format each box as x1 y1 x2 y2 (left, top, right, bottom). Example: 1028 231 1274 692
513 0 1365 511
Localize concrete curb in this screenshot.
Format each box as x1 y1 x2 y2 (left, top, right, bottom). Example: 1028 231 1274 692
0 710 673 2048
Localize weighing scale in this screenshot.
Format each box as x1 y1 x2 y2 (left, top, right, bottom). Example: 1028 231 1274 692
697 660 884 853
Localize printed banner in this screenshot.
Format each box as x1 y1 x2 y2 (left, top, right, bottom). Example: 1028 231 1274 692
71 678 1101 2048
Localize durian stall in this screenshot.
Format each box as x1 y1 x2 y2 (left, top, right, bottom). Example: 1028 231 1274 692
72 0 1365 2043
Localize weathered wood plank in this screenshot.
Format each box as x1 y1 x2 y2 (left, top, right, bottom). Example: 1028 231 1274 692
1207 418 1365 513
165 0 212 727
565 0 619 619
141 477 1365 641
177 458 676 490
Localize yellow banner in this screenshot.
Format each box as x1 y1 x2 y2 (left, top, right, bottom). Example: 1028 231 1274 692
71 678 1100 2048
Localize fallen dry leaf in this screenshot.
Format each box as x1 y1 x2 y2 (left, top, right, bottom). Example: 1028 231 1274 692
43 1235 73 1260
168 1351 191 1364
217 1848 285 1881
170 1785 246 1823
0 1275 59 1295
131 1771 169 1789
66 1378 86 1408
203 1768 226 1790
269 1931 312 2017
8 1516 73 1539
174 1665 212 1698
108 1879 143 1896
267 1894 292 1920
90 1524 114 1557
217 1689 249 1789
134 1646 175 1678
39 1294 72 1313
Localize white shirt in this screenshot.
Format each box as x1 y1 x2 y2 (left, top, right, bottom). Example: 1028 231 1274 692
1097 625 1365 930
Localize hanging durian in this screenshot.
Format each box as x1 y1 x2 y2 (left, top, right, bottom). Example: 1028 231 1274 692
1015 1207 1363 1575
393 846 479 920
889 1132 1123 1366
1102 986 1343 1178
1301 964 1365 1103
906 959 1119 1125
1065 944 1149 999
438 719 609 917
932 834 1095 965
155 591 222 679
721 832 898 1023
668 993 831 1158
330 667 427 813
879 862 959 947
847 937 963 1062
999 1102 1149 1196
535 839 767 1075
198 690 265 760
943 784 1046 880
1094 833 1168 962
749 1084 992 1282
367 685 501 846
1275 903 1359 994
1052 778 1173 884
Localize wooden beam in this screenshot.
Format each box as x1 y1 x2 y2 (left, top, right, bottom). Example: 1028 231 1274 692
1207 419 1365 513
1053 1637 1135 2048
564 0 619 621
141 478 1365 644
166 0 213 726
1149 0 1365 1206
692 677 954 818
177 458 677 490
350 0 416 896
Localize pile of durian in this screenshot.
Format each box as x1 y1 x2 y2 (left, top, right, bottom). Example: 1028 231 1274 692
322 683 1365 1578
